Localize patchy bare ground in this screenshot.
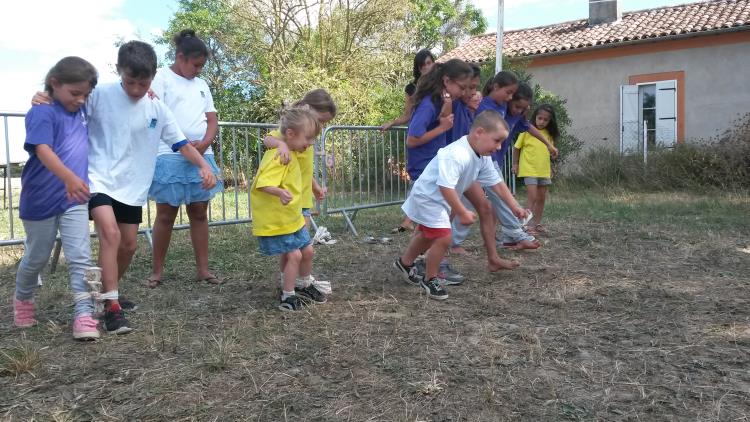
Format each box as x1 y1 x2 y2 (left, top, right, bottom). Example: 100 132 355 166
1 191 749 421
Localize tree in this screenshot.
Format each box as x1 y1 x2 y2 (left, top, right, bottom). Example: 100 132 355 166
407 0 487 53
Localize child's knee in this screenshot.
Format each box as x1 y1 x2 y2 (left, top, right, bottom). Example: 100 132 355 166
186 205 208 223
476 199 493 218
98 225 121 246
118 238 137 256
301 245 314 261
286 249 302 263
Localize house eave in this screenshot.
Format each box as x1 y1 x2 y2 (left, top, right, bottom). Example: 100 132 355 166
506 26 750 62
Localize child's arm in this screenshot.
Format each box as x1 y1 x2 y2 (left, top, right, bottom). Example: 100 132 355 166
488 182 528 220
312 178 326 201
193 112 218 155
438 93 453 118
512 147 521 175
263 134 291 165
439 186 475 226
259 186 293 205
35 144 90 203
176 143 217 189
406 114 453 148
527 125 559 159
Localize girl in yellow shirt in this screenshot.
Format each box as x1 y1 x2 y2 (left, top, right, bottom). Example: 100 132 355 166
251 106 321 311
512 104 559 236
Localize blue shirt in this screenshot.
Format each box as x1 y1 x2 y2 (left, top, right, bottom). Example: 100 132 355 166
407 96 446 180
20 102 89 220
493 112 531 163
446 100 473 144
476 97 511 163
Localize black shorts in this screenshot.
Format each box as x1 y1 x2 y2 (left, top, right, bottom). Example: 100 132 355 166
88 193 143 225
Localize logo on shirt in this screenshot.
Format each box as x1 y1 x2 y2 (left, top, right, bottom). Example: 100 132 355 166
80 110 88 127
200 91 205 98
149 118 158 128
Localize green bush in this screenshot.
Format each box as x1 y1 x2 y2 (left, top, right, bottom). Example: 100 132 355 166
558 118 750 191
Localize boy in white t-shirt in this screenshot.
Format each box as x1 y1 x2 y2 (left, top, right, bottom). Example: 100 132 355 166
34 41 217 334
393 110 528 300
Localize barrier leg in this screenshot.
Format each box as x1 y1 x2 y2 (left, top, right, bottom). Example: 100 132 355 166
341 210 359 237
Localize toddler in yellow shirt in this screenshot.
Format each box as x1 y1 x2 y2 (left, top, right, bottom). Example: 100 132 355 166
251 106 321 311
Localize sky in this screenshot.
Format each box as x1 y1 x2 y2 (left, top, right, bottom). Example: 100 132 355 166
0 0 697 162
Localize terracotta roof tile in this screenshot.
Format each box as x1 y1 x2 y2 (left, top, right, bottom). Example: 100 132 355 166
440 0 750 63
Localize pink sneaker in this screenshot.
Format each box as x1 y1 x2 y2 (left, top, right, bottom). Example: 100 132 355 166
73 314 100 340
13 298 37 328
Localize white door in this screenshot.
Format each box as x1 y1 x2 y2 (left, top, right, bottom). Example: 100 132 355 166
655 80 677 147
620 85 639 153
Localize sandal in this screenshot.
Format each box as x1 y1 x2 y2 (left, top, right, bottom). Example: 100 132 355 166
146 277 161 289
198 275 224 285
534 224 548 235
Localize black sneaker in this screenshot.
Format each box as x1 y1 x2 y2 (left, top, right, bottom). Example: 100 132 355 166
103 309 133 334
420 277 449 300
295 284 327 304
278 295 305 312
119 297 137 311
393 258 422 285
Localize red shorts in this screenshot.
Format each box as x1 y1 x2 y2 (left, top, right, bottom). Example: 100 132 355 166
416 224 452 239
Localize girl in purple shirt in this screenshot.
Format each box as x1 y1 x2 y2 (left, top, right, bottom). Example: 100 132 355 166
14 57 101 340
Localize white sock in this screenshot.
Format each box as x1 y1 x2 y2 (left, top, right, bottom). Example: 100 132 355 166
281 290 296 301
296 275 313 288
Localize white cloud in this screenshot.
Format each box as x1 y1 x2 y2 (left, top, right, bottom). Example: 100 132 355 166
0 0 140 111
0 0 142 162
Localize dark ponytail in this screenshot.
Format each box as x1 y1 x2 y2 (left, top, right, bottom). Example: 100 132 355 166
481 70 518 96
173 29 209 59
414 59 472 106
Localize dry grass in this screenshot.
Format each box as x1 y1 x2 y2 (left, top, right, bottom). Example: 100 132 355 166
0 190 748 421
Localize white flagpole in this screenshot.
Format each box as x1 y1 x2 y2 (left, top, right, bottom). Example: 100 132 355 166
495 0 504 73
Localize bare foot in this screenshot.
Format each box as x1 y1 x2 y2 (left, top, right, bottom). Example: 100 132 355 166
513 239 541 250
450 245 469 255
487 257 520 272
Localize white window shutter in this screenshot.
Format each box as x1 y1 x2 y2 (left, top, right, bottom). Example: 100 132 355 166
655 80 677 147
620 85 639 153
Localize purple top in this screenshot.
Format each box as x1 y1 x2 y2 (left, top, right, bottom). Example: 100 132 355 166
446 100 473 144
20 102 89 220
407 96 446 180
494 112 531 164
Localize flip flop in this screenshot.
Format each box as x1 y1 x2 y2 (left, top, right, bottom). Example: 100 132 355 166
198 276 224 285
146 277 161 289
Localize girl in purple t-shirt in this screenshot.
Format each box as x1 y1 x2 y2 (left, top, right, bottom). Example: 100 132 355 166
14 57 101 340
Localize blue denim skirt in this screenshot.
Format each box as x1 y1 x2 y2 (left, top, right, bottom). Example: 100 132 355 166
149 154 223 206
258 226 311 256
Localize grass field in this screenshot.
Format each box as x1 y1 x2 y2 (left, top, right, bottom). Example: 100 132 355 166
1 190 749 421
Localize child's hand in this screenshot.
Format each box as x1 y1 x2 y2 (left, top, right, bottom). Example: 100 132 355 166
63 175 90 203
313 184 327 201
458 209 476 226
380 122 393 132
438 114 454 131
512 206 529 220
279 189 293 205
198 166 217 190
32 91 53 105
511 164 519 174
548 146 559 159
275 142 291 165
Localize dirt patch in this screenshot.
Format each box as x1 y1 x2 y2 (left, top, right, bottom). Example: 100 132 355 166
1 192 748 420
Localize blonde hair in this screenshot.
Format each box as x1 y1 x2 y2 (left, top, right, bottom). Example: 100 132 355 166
279 105 321 139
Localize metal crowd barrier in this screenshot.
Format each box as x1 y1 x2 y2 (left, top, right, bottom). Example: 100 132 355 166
318 125 409 236
2 111 513 251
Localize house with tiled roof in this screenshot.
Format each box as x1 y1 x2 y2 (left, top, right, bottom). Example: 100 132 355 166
442 0 750 153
